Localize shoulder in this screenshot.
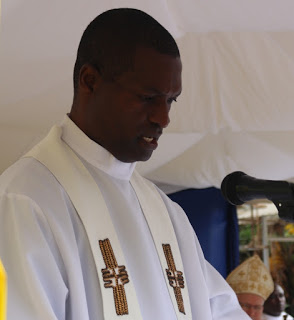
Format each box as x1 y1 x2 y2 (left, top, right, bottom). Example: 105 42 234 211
0 157 70 223
137 175 196 239
154 184 192 227
0 157 61 198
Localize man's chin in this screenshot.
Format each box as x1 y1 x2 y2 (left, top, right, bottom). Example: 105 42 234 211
136 149 154 162
124 151 153 162
119 150 154 163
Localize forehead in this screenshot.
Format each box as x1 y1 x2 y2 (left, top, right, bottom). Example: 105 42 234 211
118 46 182 95
237 293 264 304
273 285 284 295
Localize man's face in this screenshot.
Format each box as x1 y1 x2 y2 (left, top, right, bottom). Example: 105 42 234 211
263 284 286 316
84 46 182 163
237 293 264 320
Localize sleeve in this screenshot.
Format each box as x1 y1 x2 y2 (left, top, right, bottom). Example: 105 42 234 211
156 188 251 319
204 257 251 319
191 230 251 319
0 192 68 320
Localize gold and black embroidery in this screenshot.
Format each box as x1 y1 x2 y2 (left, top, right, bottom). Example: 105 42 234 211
162 244 185 314
99 238 129 315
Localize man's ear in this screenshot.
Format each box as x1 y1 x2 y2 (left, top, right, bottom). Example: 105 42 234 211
79 64 102 94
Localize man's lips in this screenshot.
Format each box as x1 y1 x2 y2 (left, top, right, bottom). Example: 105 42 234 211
143 136 156 143
142 129 162 142
140 135 160 149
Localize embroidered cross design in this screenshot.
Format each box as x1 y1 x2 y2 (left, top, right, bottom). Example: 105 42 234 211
162 244 185 314
99 238 129 315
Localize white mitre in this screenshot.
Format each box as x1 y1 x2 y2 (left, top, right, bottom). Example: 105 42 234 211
226 255 274 300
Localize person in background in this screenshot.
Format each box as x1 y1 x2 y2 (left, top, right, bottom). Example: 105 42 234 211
0 8 250 320
227 254 274 320
263 283 294 320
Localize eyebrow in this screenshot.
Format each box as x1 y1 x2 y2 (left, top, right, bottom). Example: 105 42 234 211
143 86 182 97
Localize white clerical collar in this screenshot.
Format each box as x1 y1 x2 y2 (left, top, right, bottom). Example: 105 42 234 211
60 115 136 181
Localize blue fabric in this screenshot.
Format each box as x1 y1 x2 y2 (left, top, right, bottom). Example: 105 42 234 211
168 187 239 278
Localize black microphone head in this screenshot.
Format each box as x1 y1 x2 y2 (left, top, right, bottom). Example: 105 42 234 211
221 171 246 205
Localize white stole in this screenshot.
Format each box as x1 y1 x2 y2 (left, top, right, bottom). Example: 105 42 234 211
24 126 192 319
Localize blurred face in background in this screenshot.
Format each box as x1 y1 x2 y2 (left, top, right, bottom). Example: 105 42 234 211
237 293 264 320
263 284 286 316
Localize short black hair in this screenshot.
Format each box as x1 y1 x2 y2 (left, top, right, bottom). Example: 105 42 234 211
73 8 180 93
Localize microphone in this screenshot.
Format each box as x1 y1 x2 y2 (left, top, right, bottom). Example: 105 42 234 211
221 171 294 206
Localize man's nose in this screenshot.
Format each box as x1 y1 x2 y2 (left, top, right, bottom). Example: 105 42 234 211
148 101 170 129
247 309 256 319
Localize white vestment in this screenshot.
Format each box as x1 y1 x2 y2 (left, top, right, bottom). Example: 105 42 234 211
0 116 250 320
263 312 294 320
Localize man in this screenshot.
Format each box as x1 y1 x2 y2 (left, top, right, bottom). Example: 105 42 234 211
227 255 274 320
0 8 250 319
263 283 294 320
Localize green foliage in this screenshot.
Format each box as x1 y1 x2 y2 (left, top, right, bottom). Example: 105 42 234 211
239 224 254 245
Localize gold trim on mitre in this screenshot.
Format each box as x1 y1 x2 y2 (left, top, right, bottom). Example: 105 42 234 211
226 255 274 300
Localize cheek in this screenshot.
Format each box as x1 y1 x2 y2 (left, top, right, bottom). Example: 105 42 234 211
120 103 147 123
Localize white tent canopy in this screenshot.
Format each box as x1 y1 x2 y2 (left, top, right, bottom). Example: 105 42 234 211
2 0 294 192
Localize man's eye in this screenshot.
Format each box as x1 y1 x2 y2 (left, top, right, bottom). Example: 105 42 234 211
141 95 155 102
167 97 177 104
